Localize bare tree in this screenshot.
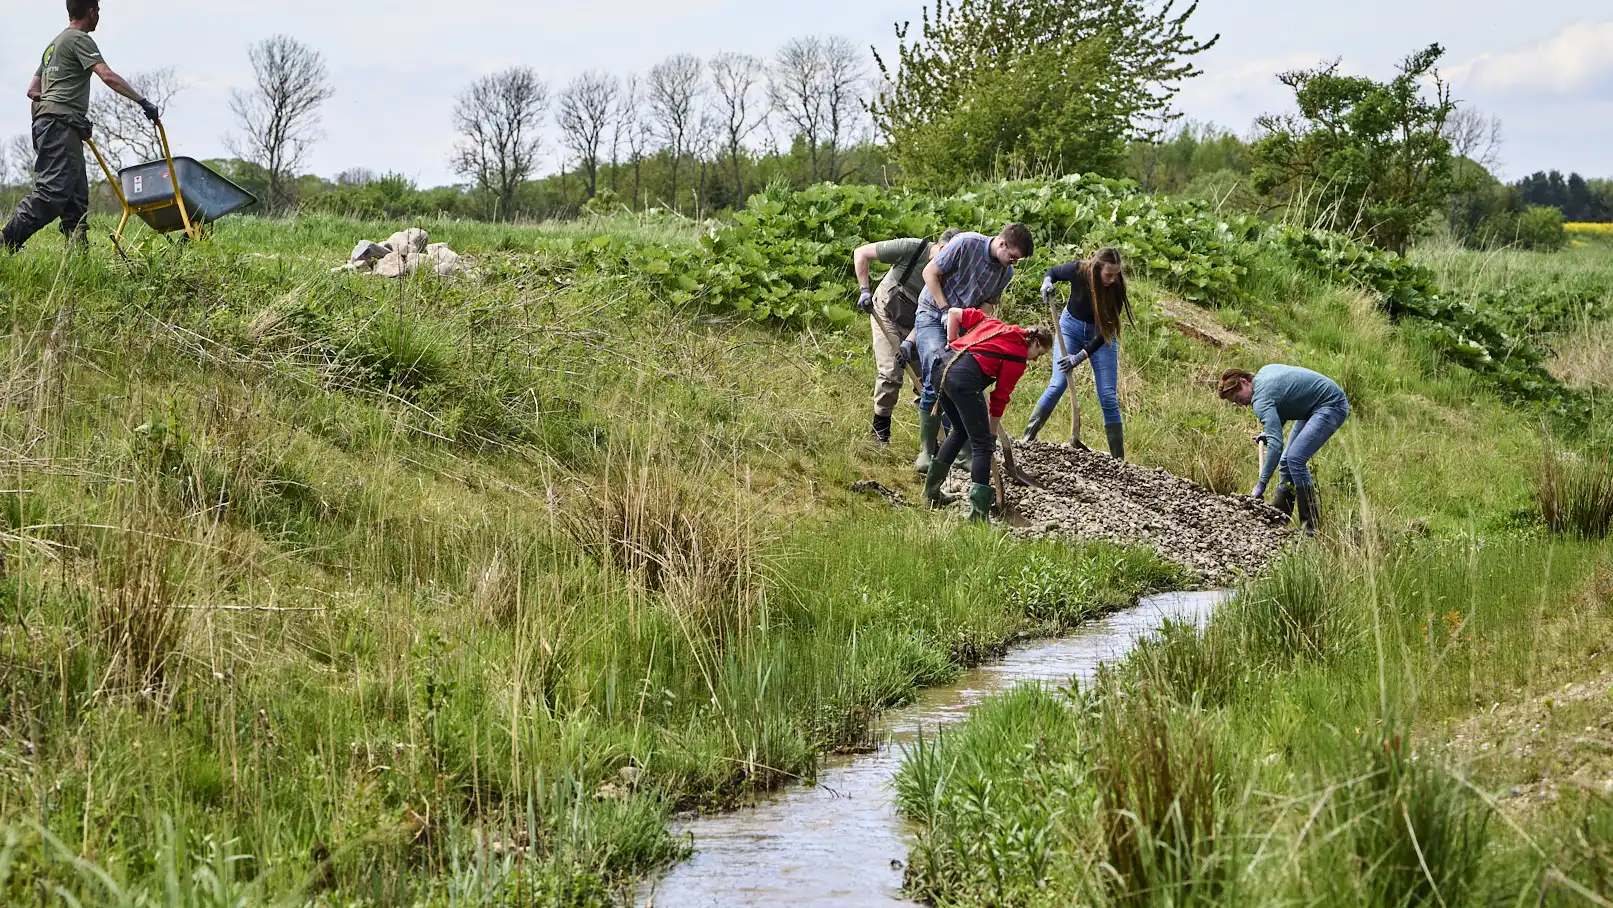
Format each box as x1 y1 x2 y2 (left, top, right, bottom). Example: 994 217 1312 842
691 110 723 217
709 52 765 204
6 135 34 189
226 36 334 213
647 54 705 212
820 36 868 182
89 68 185 172
452 67 550 220
770 37 828 181
1444 105 1503 174
335 167 378 187
557 71 619 200
617 75 654 208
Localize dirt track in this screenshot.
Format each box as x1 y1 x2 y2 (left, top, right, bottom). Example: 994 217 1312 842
941 441 1295 583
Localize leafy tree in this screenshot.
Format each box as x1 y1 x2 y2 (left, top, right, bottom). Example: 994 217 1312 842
871 0 1215 190
1251 44 1455 253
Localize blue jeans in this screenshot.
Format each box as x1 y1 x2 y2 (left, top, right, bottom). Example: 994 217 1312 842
914 306 949 415
1034 311 1121 426
1278 401 1350 489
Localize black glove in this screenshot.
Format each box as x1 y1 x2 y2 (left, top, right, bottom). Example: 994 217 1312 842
856 288 874 314
1057 350 1089 373
898 338 918 368
139 98 160 122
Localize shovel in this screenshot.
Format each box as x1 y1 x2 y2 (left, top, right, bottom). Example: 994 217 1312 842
997 428 1044 490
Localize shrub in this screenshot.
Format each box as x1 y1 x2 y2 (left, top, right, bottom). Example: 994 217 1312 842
1476 205 1568 252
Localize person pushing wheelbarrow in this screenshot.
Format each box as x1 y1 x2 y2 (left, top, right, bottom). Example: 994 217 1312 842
3 0 162 253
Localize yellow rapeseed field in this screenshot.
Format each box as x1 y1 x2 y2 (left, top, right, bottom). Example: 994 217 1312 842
1565 222 1613 235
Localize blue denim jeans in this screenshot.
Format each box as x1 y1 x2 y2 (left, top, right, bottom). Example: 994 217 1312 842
1034 311 1122 426
913 306 949 415
1278 401 1350 489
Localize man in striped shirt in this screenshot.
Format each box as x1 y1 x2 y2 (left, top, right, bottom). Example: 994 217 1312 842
910 223 1034 472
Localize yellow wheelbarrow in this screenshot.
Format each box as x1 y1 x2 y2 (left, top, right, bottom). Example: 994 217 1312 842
85 120 257 250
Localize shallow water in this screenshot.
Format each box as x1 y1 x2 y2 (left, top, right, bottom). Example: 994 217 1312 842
639 590 1231 908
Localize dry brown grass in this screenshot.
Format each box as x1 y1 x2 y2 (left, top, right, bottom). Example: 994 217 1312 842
1548 318 1613 390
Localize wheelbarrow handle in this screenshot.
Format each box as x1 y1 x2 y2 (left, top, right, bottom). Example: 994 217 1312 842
153 119 200 241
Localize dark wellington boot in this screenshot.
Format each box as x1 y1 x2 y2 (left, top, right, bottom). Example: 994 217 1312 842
967 482 995 524
1021 404 1053 443
1104 422 1125 461
1295 483 1320 537
871 412 892 446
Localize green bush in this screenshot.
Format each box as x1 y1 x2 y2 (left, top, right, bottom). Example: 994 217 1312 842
1476 205 1568 252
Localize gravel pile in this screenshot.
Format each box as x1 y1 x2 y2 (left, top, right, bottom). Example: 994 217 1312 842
942 441 1295 583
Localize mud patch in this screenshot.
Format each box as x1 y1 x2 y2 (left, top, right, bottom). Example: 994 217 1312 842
943 441 1295 583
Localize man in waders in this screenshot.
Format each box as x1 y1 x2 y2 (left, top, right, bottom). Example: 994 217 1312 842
2 0 161 253
910 223 1034 473
852 228 961 446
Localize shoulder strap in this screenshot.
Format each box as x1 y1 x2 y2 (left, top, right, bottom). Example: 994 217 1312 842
895 238 929 288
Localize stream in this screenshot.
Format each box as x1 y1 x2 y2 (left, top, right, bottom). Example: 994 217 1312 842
638 590 1232 907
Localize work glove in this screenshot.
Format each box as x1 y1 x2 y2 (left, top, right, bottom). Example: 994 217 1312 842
1057 350 1089 373
1040 277 1056 302
139 98 160 122
898 338 918 368
856 288 874 314
1250 481 1267 500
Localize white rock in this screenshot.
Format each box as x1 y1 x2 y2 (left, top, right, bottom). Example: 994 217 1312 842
405 252 430 275
435 261 464 277
372 252 408 278
385 228 429 255
350 240 388 264
426 243 461 267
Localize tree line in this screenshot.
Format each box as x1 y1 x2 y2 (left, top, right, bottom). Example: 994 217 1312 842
0 0 1607 253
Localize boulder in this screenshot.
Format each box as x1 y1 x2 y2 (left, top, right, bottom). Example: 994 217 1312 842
350 240 389 265
405 252 430 275
426 243 461 266
372 252 408 278
385 228 429 256
434 260 464 277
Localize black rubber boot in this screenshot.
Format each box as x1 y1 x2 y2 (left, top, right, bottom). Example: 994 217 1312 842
1104 422 1125 461
924 458 956 508
1270 484 1296 520
1021 404 1053 443
871 412 892 446
1295 484 1320 537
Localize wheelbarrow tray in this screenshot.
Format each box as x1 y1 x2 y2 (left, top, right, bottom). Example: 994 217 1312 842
117 157 257 233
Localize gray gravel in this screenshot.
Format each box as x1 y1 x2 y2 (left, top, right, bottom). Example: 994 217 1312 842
942 441 1295 584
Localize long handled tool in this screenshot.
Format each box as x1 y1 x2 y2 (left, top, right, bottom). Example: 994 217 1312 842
1045 289 1087 451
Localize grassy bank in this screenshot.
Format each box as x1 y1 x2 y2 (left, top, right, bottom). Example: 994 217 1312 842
0 202 1608 904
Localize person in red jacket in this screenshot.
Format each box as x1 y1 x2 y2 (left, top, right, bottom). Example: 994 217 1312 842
924 307 1054 522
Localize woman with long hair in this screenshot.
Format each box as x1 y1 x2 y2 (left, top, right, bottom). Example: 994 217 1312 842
1021 248 1132 459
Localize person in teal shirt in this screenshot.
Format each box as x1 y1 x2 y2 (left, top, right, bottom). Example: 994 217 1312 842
1218 365 1350 536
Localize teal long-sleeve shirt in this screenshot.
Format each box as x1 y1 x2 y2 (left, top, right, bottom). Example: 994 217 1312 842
1252 365 1349 486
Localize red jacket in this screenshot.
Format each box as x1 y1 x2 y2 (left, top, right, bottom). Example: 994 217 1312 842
949 308 1032 418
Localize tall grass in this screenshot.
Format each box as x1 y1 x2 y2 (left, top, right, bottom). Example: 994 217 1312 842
1538 445 1613 539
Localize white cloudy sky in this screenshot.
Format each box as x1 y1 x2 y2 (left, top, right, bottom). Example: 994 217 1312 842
3 0 1609 186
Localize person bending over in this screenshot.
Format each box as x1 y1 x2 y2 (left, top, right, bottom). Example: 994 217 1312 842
1218 365 1351 536
3 1 161 253
1022 247 1131 458
852 228 961 446
924 307 1053 523
909 223 1034 473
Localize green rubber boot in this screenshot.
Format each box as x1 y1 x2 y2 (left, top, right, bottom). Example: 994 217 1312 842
1270 484 1296 520
967 482 995 524
913 411 941 474
924 458 956 508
